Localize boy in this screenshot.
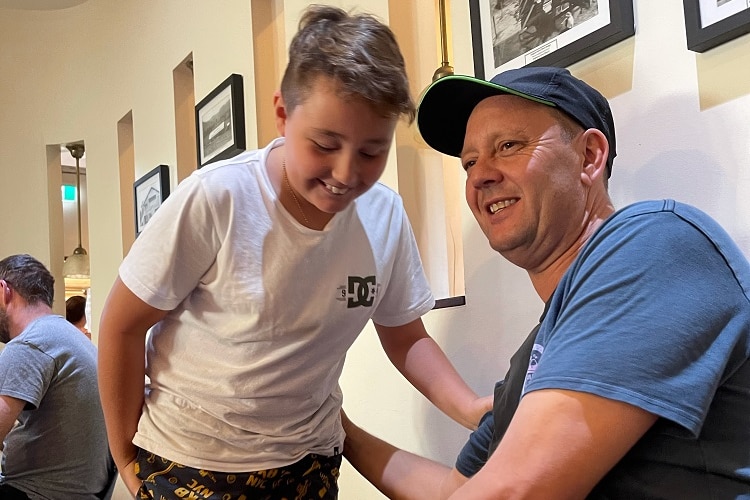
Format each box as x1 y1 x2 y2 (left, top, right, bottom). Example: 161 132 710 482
98 5 489 498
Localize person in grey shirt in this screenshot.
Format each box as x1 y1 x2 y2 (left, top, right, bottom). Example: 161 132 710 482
0 254 113 499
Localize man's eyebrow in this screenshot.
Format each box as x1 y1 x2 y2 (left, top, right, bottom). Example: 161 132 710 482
459 145 476 158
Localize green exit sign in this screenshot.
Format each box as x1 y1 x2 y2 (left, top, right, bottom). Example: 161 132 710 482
62 185 76 201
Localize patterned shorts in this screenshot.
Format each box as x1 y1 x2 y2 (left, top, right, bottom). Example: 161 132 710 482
135 448 341 500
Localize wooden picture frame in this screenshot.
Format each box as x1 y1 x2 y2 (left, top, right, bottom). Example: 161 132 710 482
683 0 750 52
195 73 246 167
133 164 170 236
470 0 635 79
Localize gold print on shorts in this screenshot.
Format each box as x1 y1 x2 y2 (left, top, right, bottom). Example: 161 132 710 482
174 486 214 499
176 478 214 498
198 469 218 483
245 473 268 488
143 458 184 486
319 471 332 496
245 467 280 488
271 470 293 489
302 459 321 477
294 479 311 500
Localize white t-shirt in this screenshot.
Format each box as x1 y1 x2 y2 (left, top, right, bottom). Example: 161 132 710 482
120 138 434 472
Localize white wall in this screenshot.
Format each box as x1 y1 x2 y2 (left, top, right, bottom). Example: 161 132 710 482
0 1 749 499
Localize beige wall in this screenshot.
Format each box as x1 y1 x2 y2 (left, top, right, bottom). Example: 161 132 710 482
1 0 750 498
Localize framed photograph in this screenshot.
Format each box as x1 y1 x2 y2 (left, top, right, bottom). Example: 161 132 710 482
470 0 635 79
683 0 750 52
195 73 246 167
133 164 170 236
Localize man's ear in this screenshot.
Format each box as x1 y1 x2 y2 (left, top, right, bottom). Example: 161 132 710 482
0 280 11 306
273 91 287 136
580 128 609 185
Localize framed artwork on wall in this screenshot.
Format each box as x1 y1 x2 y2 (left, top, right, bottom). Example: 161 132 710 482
134 164 170 237
470 0 635 79
683 0 750 52
195 73 246 167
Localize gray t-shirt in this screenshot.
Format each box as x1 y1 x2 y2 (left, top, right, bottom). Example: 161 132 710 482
0 315 113 499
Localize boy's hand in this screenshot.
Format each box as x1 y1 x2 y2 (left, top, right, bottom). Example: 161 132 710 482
120 455 142 496
468 395 494 429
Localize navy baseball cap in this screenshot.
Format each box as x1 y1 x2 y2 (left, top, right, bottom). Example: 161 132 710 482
416 67 616 177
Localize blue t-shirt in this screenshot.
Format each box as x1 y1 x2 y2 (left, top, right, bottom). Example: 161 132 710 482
456 322 542 477
525 200 750 497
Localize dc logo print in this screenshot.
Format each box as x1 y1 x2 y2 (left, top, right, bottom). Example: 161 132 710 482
336 276 378 308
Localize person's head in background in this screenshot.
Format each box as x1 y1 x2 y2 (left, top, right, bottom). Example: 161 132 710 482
66 295 91 340
0 254 55 343
273 4 415 221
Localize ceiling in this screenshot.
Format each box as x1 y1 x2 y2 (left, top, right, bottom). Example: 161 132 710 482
0 0 88 10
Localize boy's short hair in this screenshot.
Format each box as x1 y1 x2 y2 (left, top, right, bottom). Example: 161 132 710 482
281 4 415 123
0 254 55 307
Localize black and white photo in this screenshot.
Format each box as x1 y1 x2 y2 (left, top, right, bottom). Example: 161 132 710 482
471 0 635 78
684 0 750 51
134 164 170 236
195 73 246 167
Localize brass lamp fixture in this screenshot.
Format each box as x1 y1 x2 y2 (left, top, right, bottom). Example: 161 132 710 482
432 0 454 81
62 143 90 279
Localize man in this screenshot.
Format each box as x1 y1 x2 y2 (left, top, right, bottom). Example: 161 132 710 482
0 254 114 499
342 67 750 498
66 295 92 340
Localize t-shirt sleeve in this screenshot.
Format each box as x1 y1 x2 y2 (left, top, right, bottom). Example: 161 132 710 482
455 410 494 478
370 197 434 327
0 341 55 410
525 208 750 436
120 174 221 311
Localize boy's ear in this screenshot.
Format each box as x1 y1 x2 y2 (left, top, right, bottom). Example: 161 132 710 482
273 91 287 136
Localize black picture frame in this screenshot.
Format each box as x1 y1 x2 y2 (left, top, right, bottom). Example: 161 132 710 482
195 73 246 167
133 164 170 236
683 0 750 53
470 0 635 79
